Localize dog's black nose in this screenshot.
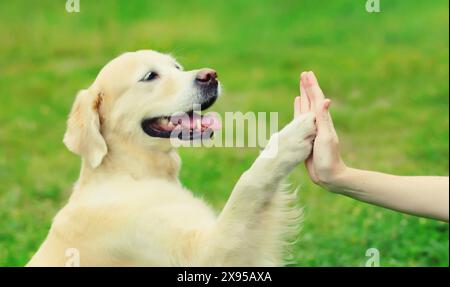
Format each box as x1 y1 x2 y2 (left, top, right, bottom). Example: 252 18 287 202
196 68 218 84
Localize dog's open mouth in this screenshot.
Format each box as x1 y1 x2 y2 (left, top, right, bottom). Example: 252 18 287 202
141 109 221 140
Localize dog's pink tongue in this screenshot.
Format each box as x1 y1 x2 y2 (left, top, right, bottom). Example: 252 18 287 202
179 116 196 129
201 113 222 130
175 112 222 130
184 115 198 129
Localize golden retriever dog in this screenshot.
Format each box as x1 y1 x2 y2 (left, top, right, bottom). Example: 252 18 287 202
27 50 316 266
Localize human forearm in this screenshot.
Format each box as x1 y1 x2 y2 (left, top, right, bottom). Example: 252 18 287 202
326 167 449 222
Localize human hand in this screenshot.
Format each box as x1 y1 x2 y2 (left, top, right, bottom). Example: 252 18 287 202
295 71 347 189
295 72 450 222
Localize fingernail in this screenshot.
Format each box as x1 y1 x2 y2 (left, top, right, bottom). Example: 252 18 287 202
301 72 306 80
323 99 331 112
308 71 315 84
302 72 309 86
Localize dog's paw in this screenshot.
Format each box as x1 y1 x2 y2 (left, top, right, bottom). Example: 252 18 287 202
280 113 316 162
262 113 316 166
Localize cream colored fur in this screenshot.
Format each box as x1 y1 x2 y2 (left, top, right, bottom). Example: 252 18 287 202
27 50 316 266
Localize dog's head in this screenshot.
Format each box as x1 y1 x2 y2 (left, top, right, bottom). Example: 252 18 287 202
63 50 221 168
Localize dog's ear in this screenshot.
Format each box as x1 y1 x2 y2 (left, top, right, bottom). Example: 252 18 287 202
63 88 107 169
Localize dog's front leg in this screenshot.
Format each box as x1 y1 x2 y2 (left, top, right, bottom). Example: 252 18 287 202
197 113 316 266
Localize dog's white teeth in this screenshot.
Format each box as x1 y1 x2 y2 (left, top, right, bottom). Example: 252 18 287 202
196 119 201 130
160 118 169 125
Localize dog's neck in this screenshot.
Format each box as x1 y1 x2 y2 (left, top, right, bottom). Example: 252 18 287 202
76 138 181 188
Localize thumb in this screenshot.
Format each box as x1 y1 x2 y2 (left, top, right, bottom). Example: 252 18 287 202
319 99 339 139
318 99 332 127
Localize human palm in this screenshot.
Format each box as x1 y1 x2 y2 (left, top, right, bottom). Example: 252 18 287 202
295 71 346 186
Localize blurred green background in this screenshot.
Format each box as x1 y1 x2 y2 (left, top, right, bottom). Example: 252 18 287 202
0 0 448 266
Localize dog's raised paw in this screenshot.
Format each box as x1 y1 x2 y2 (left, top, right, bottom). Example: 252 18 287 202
270 113 316 165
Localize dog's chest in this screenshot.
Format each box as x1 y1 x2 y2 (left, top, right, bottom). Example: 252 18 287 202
51 180 217 265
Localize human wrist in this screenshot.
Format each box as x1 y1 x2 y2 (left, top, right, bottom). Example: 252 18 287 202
320 163 353 194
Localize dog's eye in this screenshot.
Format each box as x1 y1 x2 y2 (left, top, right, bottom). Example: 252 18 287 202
141 71 159 82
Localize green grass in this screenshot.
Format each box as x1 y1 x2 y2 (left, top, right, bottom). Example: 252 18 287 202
0 0 448 266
